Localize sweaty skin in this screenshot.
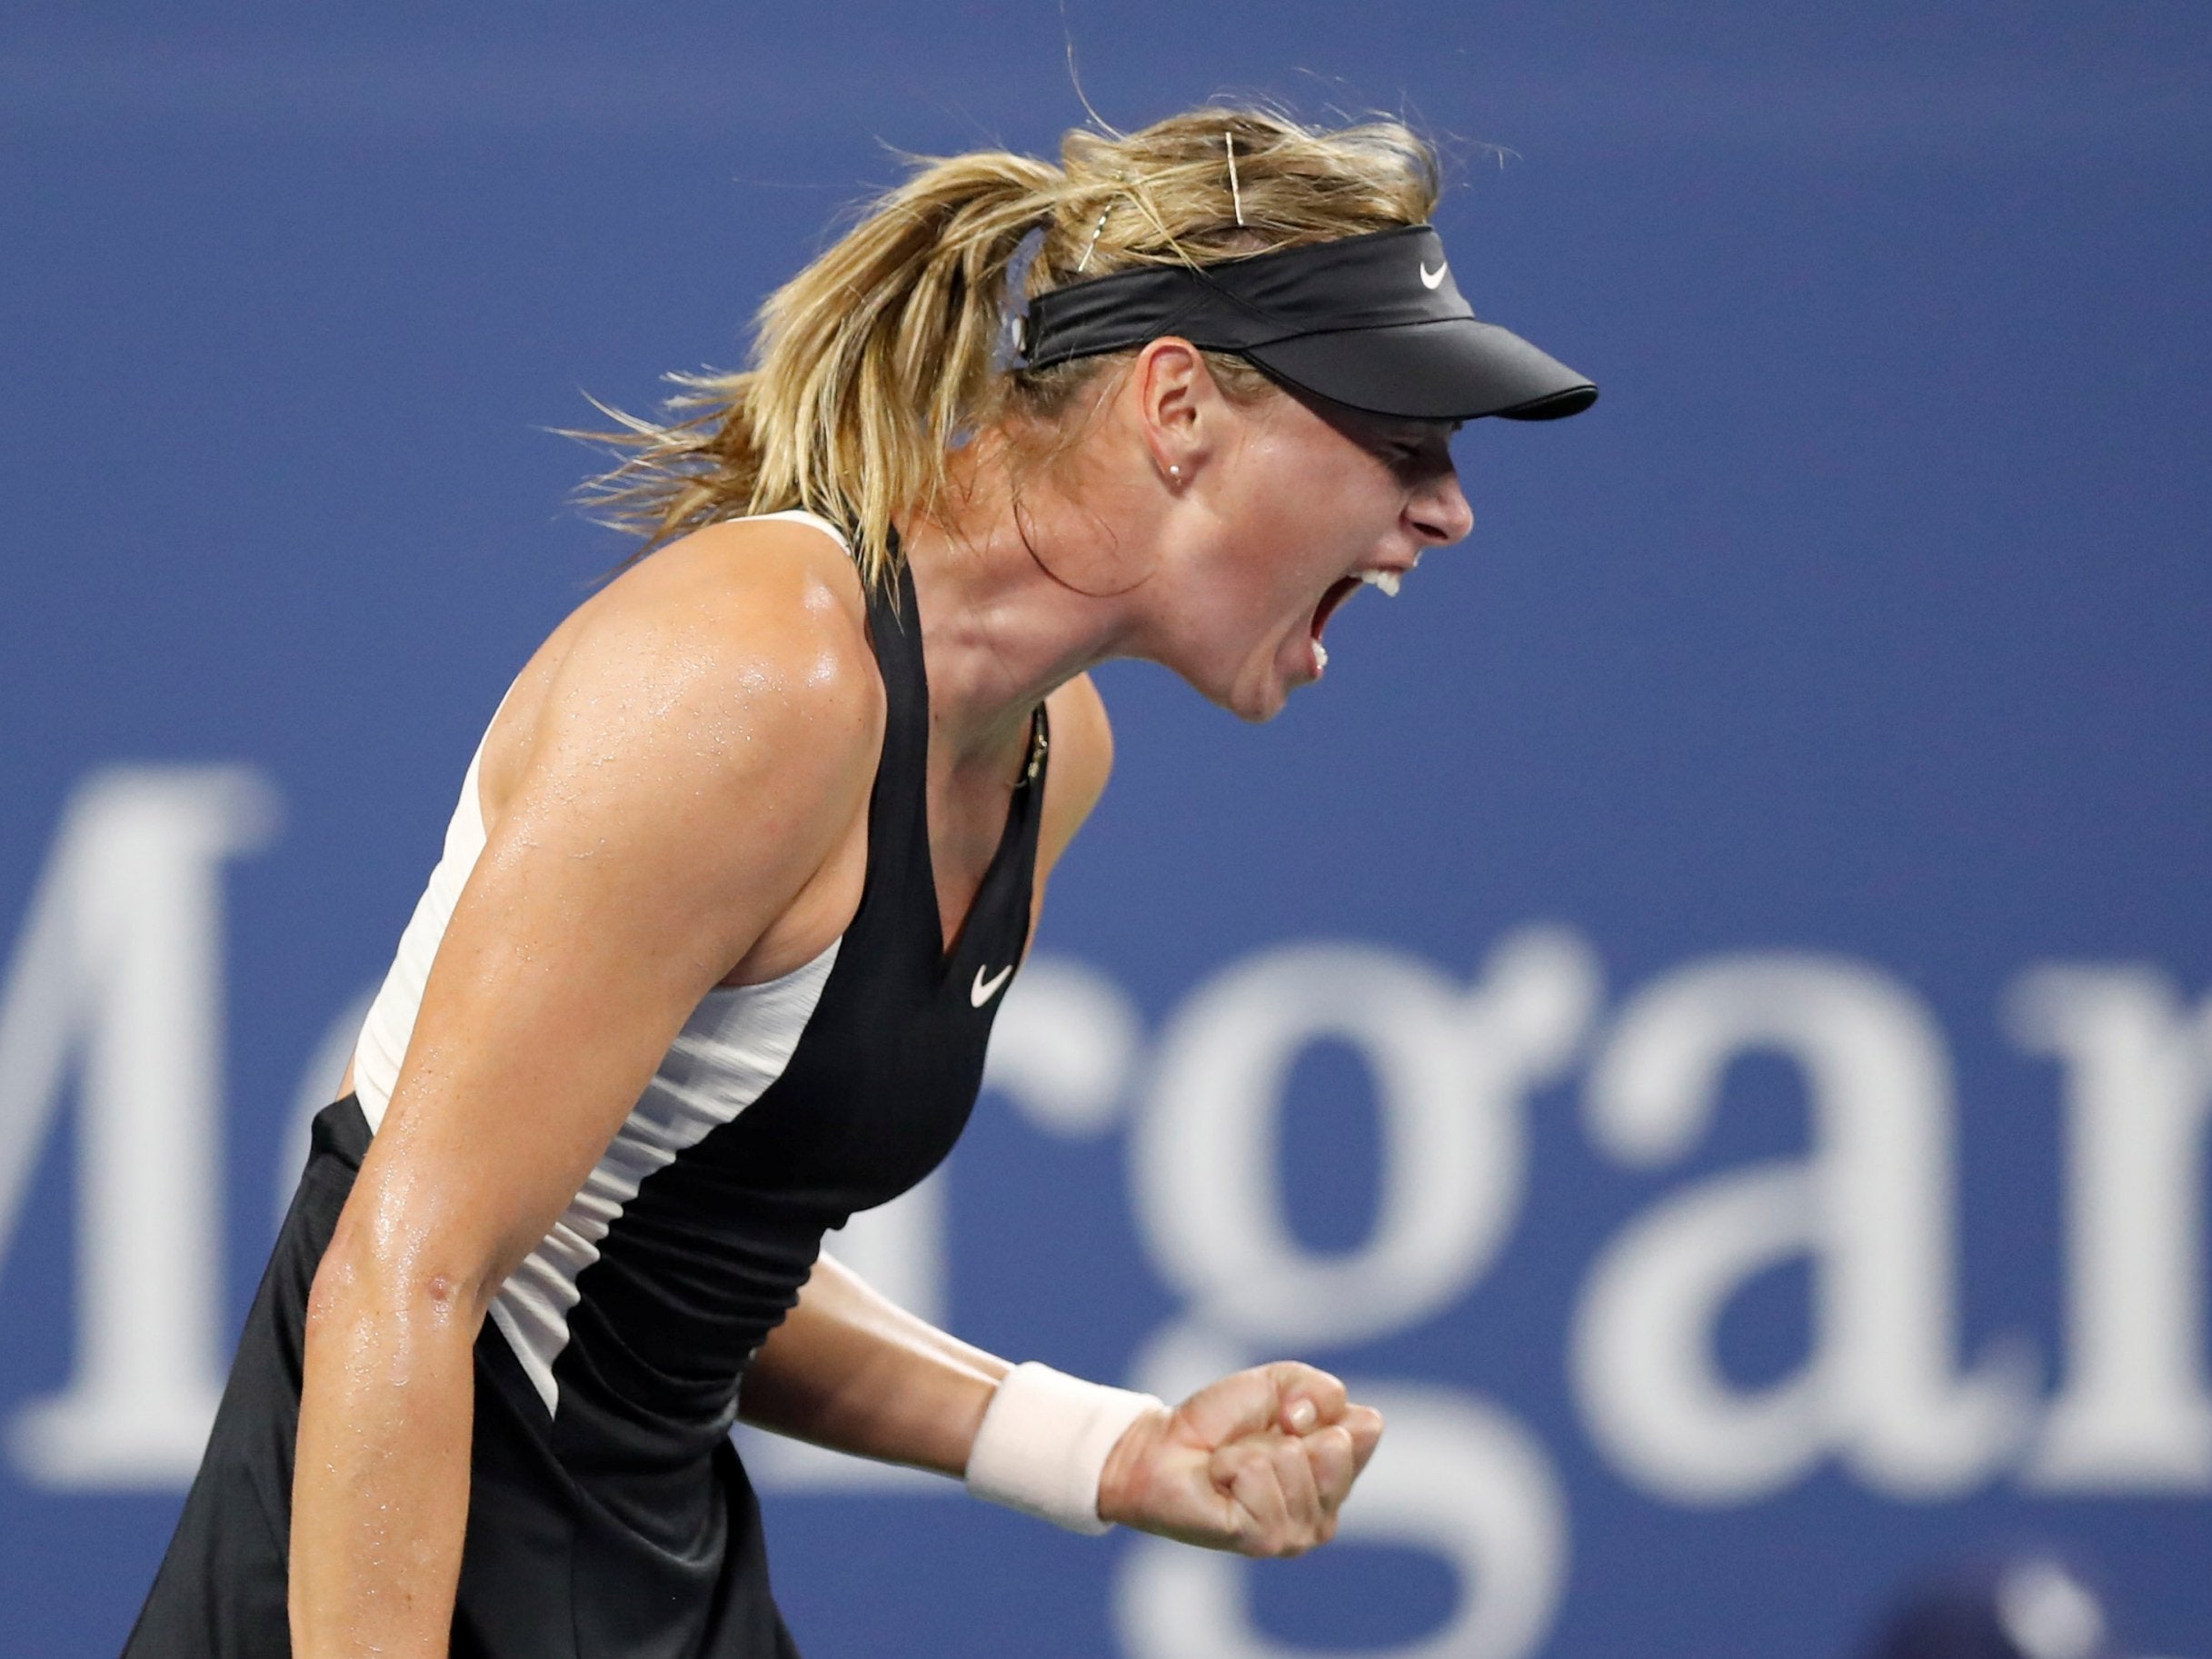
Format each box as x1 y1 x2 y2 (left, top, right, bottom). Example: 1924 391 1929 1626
299 341 1456 1654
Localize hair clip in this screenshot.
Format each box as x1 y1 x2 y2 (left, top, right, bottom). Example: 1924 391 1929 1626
1076 203 1113 273
1225 131 1245 227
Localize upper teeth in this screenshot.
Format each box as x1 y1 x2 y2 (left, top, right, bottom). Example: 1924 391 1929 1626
1359 569 1402 598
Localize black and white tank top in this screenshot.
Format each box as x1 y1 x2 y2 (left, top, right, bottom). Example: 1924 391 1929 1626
346 510 1046 1461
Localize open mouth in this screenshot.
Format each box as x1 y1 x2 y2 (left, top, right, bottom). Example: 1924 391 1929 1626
1310 575 1361 644
1309 568 1406 646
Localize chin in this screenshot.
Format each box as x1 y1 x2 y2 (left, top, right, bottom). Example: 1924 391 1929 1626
1168 633 1300 723
1171 663 1280 724
1226 668 1295 724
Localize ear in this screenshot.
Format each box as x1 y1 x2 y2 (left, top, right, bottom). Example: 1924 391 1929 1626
1130 336 1228 483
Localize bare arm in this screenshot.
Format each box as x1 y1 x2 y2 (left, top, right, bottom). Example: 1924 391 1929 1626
291 546 878 1659
735 1256 1010 1474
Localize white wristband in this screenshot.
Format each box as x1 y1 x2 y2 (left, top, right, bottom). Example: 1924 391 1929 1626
964 1362 1164 1535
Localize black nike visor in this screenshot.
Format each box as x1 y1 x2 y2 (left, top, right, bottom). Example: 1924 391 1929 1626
1014 224 1597 423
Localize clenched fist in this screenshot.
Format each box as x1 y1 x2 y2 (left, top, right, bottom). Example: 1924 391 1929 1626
1095 1363 1384 1557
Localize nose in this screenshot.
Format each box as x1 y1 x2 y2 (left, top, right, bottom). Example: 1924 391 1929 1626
1408 462 1475 547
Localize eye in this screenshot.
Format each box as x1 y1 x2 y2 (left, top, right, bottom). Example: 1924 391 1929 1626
1380 423 1452 465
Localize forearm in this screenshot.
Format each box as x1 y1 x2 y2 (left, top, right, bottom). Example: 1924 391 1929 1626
736 1254 1009 1476
290 1261 482 1658
732 1264 1385 1556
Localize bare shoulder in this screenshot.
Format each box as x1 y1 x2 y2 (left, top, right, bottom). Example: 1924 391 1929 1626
500 518 883 811
1039 671 1113 874
461 519 886 983
585 516 879 714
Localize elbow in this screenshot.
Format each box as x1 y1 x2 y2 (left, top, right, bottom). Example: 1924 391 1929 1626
304 1211 493 1373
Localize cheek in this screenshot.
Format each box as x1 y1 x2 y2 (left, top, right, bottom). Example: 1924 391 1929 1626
1240 433 1364 529
1246 446 1388 561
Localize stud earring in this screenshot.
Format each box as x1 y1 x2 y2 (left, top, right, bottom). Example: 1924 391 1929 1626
1168 464 1182 484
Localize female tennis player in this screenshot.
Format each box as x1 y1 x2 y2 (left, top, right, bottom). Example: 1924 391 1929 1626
125 104 1593 1657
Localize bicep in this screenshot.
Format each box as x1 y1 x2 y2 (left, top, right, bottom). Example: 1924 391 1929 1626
333 599 877 1309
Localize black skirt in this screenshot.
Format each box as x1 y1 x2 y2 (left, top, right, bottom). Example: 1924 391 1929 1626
122 1097 802 1659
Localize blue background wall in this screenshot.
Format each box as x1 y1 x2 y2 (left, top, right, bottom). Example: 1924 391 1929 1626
4 5 2207 1656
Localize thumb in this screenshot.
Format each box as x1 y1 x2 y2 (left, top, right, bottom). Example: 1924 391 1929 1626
1177 1363 1344 1448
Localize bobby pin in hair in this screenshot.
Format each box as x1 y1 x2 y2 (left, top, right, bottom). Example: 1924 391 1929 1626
1076 203 1114 272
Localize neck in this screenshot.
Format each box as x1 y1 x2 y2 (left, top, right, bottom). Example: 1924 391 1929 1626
896 430 1159 773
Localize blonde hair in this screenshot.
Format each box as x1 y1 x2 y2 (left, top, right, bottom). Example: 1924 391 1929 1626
575 105 1441 591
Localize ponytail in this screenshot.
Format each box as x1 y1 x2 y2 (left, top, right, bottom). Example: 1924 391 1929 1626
577 106 1440 590
580 151 1058 592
